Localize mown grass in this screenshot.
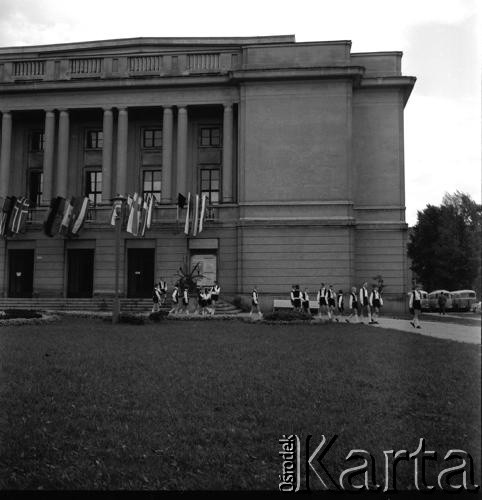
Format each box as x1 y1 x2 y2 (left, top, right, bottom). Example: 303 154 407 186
0 318 480 490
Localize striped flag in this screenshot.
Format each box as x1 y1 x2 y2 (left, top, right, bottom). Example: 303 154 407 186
59 198 74 236
139 195 149 237
122 195 133 230
184 192 191 235
126 192 137 235
70 197 90 236
198 194 207 234
43 196 65 237
192 194 200 236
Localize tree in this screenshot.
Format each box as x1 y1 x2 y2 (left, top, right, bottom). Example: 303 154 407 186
407 191 481 295
175 255 205 294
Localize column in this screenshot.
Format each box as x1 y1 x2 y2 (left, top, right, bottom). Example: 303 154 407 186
176 106 188 196
56 109 70 198
0 111 12 198
42 109 55 204
101 107 113 202
222 104 233 203
161 106 173 203
116 107 128 196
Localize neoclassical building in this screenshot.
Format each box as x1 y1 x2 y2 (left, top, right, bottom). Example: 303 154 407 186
0 35 415 311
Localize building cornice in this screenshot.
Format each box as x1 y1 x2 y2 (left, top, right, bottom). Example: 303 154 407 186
0 35 297 56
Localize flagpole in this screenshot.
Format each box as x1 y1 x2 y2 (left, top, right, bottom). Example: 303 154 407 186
112 195 122 324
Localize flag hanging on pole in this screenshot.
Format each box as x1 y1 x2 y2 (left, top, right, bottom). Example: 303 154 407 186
43 196 65 237
184 192 191 235
135 195 143 236
146 193 154 229
198 194 207 234
70 197 90 236
139 194 150 237
192 194 200 236
177 192 186 225
126 192 138 235
59 198 74 236
9 197 30 235
0 196 16 237
122 195 133 230
110 198 124 226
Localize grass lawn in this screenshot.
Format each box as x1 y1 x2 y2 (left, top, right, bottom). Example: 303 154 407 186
0 318 480 491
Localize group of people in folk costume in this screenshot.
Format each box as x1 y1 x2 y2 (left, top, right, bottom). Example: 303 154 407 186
152 278 222 316
288 281 383 324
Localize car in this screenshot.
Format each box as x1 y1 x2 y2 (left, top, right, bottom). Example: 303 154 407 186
470 301 481 313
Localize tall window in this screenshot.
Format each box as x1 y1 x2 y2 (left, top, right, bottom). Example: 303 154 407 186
142 170 161 203
199 127 221 147
86 130 103 149
29 131 44 152
200 168 220 204
28 170 43 207
85 170 102 206
143 129 162 149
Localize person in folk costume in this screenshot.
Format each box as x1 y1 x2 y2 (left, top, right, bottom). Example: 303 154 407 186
169 283 180 315
211 281 221 316
317 282 328 320
359 281 371 324
157 277 168 306
334 289 344 322
152 284 162 313
250 286 263 319
369 284 383 324
194 286 203 315
291 284 302 311
204 286 214 316
409 283 423 329
302 288 311 315
181 286 190 315
290 285 295 308
326 284 336 321
346 286 360 323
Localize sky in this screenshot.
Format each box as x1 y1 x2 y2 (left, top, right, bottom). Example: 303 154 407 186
0 0 479 225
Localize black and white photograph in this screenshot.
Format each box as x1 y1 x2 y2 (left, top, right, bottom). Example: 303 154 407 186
0 0 480 494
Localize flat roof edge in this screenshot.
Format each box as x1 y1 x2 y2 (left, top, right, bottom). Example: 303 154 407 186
0 35 297 54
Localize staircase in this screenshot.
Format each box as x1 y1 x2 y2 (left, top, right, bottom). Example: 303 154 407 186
0 297 243 316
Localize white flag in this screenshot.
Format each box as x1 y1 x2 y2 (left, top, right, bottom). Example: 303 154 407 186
192 194 200 236
146 193 154 229
184 192 191 235
126 192 138 234
198 194 207 233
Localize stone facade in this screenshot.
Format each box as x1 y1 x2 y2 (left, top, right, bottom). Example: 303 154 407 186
0 35 415 311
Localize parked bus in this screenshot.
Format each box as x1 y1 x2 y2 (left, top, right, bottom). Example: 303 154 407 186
427 290 453 311
451 290 477 312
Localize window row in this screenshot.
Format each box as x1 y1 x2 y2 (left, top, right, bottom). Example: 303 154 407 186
26 168 221 207
28 126 223 152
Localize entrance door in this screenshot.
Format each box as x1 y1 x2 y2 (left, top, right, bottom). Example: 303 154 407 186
127 248 155 298
190 253 217 287
67 249 94 298
8 249 34 298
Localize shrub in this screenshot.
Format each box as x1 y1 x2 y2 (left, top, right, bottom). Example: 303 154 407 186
4 309 42 319
263 310 312 322
149 311 169 322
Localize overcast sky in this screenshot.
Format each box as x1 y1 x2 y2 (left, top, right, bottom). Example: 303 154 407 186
0 0 479 225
